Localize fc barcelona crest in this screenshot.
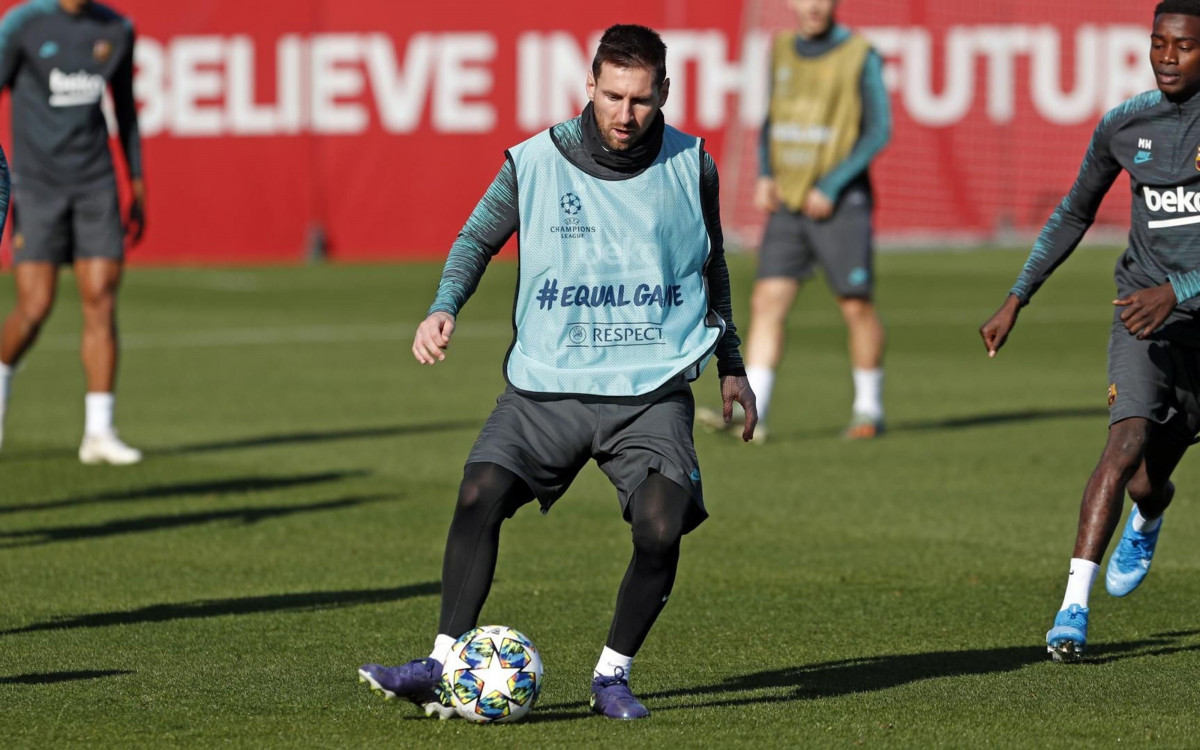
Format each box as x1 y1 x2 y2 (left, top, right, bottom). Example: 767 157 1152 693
1195 145 1200 171
93 39 112 63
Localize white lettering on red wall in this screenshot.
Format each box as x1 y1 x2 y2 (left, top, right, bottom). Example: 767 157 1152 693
132 26 1153 139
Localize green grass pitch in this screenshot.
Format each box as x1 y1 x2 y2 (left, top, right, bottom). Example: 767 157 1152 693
2 248 1199 747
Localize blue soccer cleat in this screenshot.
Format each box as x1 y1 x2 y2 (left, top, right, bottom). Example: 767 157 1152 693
358 658 455 719
1106 510 1162 597
590 673 650 720
1046 604 1089 662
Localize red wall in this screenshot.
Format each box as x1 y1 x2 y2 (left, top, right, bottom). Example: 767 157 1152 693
0 1 1157 263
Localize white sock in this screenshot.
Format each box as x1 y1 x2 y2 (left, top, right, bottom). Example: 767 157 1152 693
84 392 115 437
430 633 457 664
593 646 633 680
1132 507 1163 533
1060 558 1100 611
852 367 884 419
0 361 12 423
746 366 775 424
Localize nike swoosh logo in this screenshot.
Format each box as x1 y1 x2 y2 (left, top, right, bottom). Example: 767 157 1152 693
1134 151 1153 164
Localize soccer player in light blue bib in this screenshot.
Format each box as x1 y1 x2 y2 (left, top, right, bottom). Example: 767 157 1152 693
359 25 756 721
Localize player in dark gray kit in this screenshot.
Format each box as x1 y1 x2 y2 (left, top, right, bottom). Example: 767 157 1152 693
0 0 144 464
981 0 1200 662
358 25 756 720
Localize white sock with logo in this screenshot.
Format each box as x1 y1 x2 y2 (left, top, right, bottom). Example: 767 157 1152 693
852 367 884 419
1060 558 1100 611
430 633 457 664
594 646 633 680
746 366 775 424
1132 507 1163 533
84 392 116 438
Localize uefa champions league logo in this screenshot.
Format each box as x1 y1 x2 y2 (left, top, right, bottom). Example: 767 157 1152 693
569 325 586 344
560 193 581 216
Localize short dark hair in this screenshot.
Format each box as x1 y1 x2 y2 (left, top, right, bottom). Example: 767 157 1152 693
1156 0 1200 17
591 25 667 87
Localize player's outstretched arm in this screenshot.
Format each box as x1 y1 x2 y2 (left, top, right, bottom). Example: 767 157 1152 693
980 294 1022 357
720 375 758 442
413 311 456 364
1114 283 1176 339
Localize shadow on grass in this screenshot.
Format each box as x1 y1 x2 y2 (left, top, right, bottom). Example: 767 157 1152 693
0 494 395 549
768 406 1109 443
2 581 439 635
895 406 1109 432
0 670 134 685
0 471 366 515
0 421 479 463
635 633 1200 711
155 421 480 455
525 631 1200 721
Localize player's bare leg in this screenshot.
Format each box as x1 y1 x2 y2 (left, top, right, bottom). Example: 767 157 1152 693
75 258 140 465
1048 417 1150 661
0 262 59 451
1105 430 1186 597
698 277 798 441
838 296 886 438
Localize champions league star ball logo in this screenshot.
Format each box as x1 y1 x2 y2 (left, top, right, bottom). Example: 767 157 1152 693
560 193 582 216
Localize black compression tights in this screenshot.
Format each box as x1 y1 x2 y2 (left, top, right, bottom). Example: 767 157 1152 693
438 463 533 637
607 472 690 657
438 464 690 659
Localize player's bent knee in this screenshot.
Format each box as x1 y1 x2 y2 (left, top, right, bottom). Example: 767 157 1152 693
455 463 530 521
16 298 53 328
631 518 682 558
454 478 496 519
1102 422 1148 466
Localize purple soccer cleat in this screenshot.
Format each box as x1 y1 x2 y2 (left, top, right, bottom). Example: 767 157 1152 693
590 673 650 720
358 658 455 719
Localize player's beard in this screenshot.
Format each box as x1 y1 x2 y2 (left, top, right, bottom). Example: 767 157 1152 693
598 118 642 151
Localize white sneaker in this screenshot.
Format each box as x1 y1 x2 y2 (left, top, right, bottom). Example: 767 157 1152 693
79 432 143 465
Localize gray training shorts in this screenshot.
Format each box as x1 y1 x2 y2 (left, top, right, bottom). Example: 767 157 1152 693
758 189 875 298
11 178 123 265
465 381 707 533
1107 310 1200 444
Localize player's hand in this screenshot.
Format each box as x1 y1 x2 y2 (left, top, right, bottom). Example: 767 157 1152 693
720 374 758 442
754 177 780 213
802 188 834 221
125 178 146 247
413 311 456 364
1114 283 1176 339
980 294 1022 357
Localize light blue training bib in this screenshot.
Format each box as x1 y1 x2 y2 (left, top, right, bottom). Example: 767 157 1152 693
505 123 723 397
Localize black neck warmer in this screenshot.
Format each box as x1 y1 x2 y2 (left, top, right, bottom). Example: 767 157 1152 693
580 101 664 174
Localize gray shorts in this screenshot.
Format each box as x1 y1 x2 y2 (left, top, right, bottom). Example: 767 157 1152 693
465 383 707 533
1107 312 1200 444
758 190 874 298
11 178 123 265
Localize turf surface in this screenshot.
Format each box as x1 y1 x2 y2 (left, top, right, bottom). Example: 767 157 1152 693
2 248 1199 747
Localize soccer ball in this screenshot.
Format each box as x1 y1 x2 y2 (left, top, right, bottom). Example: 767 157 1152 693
440 625 544 723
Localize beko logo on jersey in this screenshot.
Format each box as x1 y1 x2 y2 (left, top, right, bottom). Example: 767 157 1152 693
48 68 105 107
1143 186 1200 228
